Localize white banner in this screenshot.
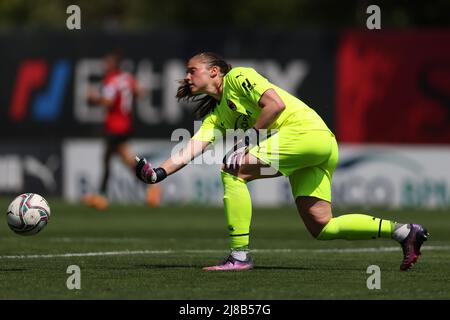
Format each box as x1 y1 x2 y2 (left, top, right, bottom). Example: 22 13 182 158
62 139 292 207
63 140 450 208
332 144 450 209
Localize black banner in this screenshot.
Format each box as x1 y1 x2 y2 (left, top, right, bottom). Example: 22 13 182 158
0 30 336 139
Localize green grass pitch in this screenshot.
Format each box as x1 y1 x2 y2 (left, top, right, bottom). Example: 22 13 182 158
0 198 449 300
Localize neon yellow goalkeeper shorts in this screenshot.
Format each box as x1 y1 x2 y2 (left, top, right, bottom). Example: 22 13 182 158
248 128 339 202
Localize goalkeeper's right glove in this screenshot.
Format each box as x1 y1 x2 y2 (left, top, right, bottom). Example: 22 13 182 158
223 127 259 170
135 156 167 184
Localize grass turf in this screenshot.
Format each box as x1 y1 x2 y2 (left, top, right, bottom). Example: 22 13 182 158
0 198 449 300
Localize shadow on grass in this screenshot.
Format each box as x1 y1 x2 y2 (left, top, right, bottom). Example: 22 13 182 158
103 264 366 272
134 264 314 271
254 266 366 271
0 268 28 272
133 264 362 271
133 264 199 270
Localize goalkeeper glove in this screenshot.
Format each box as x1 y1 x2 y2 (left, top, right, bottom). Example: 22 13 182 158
135 156 167 184
223 127 259 169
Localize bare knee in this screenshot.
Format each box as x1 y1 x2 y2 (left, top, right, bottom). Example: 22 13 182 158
296 197 332 238
116 143 135 170
221 164 253 181
306 207 332 237
221 165 240 178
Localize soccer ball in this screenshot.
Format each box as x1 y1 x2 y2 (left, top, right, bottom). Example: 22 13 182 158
6 193 51 235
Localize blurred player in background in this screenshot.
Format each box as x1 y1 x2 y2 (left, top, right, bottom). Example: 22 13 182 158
83 49 159 210
135 52 429 271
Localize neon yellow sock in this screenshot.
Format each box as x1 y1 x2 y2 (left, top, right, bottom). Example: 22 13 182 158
221 171 252 249
317 214 395 240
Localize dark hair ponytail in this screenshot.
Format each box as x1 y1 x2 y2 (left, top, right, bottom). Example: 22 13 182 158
176 52 232 119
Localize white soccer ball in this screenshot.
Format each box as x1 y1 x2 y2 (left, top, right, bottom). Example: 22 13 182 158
6 193 51 236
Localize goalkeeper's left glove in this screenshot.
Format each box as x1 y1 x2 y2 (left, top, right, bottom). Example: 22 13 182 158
135 156 167 184
223 127 259 170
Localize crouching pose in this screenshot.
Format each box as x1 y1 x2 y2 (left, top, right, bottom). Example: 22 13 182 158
136 52 429 271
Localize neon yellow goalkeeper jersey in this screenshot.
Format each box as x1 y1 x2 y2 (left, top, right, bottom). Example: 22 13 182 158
192 67 331 143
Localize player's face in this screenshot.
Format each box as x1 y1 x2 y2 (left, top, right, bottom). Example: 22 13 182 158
184 58 214 95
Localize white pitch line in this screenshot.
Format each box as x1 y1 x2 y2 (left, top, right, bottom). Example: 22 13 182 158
1 245 450 260
0 250 173 259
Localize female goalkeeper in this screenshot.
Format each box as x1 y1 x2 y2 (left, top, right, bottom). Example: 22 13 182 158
136 52 428 271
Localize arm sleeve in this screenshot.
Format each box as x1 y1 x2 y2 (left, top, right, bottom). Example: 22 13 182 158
227 68 274 106
192 112 225 143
